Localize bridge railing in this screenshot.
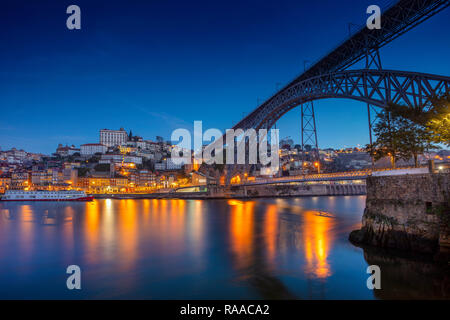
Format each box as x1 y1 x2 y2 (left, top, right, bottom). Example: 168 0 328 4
243 165 429 185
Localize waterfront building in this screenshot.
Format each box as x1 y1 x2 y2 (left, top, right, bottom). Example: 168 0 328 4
31 170 46 185
30 168 70 188
11 171 30 189
77 176 129 193
100 128 128 147
81 143 108 156
191 171 207 185
0 176 11 193
138 170 156 186
63 168 78 186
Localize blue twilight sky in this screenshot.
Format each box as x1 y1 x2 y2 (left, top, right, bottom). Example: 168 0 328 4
0 0 449 154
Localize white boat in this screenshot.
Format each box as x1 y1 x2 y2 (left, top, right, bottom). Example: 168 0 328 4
0 190 94 201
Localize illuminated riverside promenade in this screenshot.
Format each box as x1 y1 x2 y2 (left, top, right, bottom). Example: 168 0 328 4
72 166 440 199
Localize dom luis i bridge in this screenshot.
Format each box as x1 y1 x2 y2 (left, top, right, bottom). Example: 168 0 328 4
208 0 450 188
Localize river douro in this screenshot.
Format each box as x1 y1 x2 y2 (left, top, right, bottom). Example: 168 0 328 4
0 196 448 299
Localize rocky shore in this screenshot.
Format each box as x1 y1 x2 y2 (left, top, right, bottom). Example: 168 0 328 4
349 173 450 261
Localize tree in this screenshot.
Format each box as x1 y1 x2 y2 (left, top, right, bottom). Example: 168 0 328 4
398 120 438 167
77 167 90 177
367 110 400 168
427 111 450 147
368 109 437 168
386 93 450 146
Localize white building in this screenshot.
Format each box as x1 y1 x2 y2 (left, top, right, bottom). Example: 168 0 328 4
100 128 128 147
99 154 142 165
154 163 166 171
154 158 186 171
145 141 160 153
81 143 108 156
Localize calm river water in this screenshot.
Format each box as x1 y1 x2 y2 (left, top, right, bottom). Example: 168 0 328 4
0 196 448 299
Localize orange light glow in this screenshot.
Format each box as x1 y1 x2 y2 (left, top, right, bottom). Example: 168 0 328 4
264 205 278 266
229 200 255 269
230 175 241 184
302 210 335 279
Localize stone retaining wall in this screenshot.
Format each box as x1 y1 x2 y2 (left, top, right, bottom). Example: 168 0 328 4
350 173 450 257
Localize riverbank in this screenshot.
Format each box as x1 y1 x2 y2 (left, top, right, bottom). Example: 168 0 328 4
349 173 450 261
91 182 366 200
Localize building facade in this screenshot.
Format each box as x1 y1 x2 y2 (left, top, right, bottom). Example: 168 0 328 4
55 144 80 157
100 128 128 147
99 154 142 165
81 143 108 156
0 176 11 193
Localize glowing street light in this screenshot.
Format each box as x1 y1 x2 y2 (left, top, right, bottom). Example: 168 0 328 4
314 161 321 174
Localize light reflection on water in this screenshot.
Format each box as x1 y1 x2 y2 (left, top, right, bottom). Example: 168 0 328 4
302 210 334 279
0 196 448 299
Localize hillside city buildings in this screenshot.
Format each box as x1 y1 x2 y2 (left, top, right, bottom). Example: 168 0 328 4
0 128 449 194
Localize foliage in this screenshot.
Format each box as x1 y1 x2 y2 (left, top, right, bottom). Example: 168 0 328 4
86 155 100 164
77 167 90 177
367 110 405 168
426 112 450 147
386 92 450 147
397 118 439 167
367 109 438 167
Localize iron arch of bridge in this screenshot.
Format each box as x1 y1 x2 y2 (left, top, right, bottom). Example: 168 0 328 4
234 69 450 130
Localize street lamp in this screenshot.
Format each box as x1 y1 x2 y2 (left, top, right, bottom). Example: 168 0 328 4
314 161 321 174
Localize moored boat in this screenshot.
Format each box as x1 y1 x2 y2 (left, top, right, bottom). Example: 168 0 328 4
0 190 94 201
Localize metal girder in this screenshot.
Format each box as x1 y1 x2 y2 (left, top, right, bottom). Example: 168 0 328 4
301 101 319 170
364 48 383 166
234 0 449 131
234 69 450 131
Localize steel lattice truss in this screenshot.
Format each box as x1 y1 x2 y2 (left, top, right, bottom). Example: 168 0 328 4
235 69 450 130
299 0 450 79
301 102 318 151
232 0 450 132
